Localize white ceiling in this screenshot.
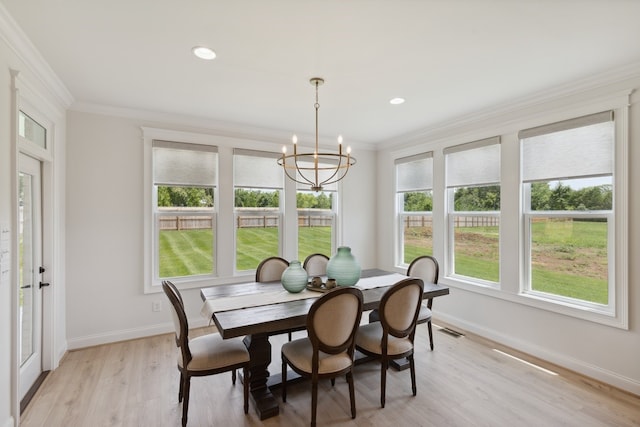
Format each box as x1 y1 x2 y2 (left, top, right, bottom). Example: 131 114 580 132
3 0 640 146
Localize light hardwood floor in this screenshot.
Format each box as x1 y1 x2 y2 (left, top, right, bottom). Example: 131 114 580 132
20 322 640 426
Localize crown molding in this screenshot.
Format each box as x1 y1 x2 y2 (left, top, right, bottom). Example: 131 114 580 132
70 100 376 152
0 3 74 109
383 62 640 150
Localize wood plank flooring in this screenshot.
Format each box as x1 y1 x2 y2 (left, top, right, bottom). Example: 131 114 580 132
20 321 640 426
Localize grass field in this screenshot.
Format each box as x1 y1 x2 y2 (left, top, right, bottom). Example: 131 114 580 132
159 227 333 275
159 220 608 304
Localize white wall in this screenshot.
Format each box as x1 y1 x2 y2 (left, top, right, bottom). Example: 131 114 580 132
1 6 70 425
376 72 640 395
0 35 16 427
65 110 378 348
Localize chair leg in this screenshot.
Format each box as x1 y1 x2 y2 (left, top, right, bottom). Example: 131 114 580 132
181 375 191 427
311 378 318 427
409 355 417 396
347 370 356 419
331 378 335 387
427 320 434 350
288 331 292 341
178 372 184 402
281 358 287 402
381 357 388 408
232 369 236 385
243 366 249 414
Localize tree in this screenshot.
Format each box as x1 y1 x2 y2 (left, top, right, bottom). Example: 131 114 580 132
157 186 213 207
404 192 432 211
454 186 500 211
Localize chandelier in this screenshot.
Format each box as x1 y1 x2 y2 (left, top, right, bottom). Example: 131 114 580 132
278 77 356 192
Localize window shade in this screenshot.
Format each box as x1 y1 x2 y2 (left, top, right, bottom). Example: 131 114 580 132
153 140 217 187
396 152 433 192
234 148 283 189
521 111 614 182
445 137 500 188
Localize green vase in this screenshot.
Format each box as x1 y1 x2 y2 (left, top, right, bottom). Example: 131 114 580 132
326 247 361 286
281 260 308 293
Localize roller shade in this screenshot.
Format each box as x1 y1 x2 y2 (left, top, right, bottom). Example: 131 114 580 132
234 149 283 189
520 111 614 182
396 152 433 192
153 140 217 187
445 137 500 188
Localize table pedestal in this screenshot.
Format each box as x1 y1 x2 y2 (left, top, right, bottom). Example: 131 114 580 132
243 334 279 420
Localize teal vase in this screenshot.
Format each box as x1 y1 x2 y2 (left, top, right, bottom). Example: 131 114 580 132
281 260 308 293
326 247 361 286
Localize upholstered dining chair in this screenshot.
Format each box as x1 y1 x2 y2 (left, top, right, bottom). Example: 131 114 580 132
406 255 439 350
355 277 424 408
369 255 439 350
255 256 289 282
303 253 330 277
281 287 364 427
162 281 250 427
255 256 294 340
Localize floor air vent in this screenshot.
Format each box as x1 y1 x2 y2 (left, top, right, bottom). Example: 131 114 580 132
439 327 465 338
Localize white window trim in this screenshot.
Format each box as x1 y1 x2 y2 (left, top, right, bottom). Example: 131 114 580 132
143 127 343 293
437 97 629 330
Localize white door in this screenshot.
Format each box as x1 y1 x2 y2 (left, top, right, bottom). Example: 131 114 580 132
18 153 44 400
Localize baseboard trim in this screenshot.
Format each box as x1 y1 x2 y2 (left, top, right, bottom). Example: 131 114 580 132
435 313 640 397
66 316 210 350
3 416 15 427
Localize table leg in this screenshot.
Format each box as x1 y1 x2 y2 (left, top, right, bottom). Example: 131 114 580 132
243 334 279 420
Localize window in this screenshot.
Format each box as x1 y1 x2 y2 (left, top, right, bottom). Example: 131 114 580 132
445 137 500 284
295 158 339 261
395 153 433 266
297 190 335 261
152 140 217 281
521 111 614 308
234 149 283 271
19 111 47 149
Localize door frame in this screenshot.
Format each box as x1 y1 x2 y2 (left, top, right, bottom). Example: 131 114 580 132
10 70 62 423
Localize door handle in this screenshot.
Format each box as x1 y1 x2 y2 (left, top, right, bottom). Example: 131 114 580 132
39 282 50 289
20 285 32 289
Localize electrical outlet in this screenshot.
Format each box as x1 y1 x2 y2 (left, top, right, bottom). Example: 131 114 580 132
152 300 162 312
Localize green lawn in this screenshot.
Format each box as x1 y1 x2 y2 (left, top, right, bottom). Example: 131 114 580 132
160 221 608 304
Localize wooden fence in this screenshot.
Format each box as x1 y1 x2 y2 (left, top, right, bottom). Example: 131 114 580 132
159 214 332 230
404 215 499 228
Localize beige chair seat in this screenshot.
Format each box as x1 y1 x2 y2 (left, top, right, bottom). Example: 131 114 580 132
416 304 432 324
282 338 353 375
355 322 414 356
179 334 250 371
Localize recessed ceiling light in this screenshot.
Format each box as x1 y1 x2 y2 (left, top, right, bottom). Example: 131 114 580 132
390 97 405 105
192 46 216 60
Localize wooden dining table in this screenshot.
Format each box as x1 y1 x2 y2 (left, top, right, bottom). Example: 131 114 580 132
200 268 449 420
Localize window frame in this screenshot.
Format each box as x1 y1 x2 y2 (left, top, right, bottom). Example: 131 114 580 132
296 190 337 262
233 149 285 273
519 110 620 320
143 128 225 293
394 153 434 268
444 137 501 287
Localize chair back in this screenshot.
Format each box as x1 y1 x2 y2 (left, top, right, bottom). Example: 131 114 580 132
255 257 289 282
308 287 363 356
407 255 439 284
380 278 424 339
162 280 192 365
303 253 329 277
